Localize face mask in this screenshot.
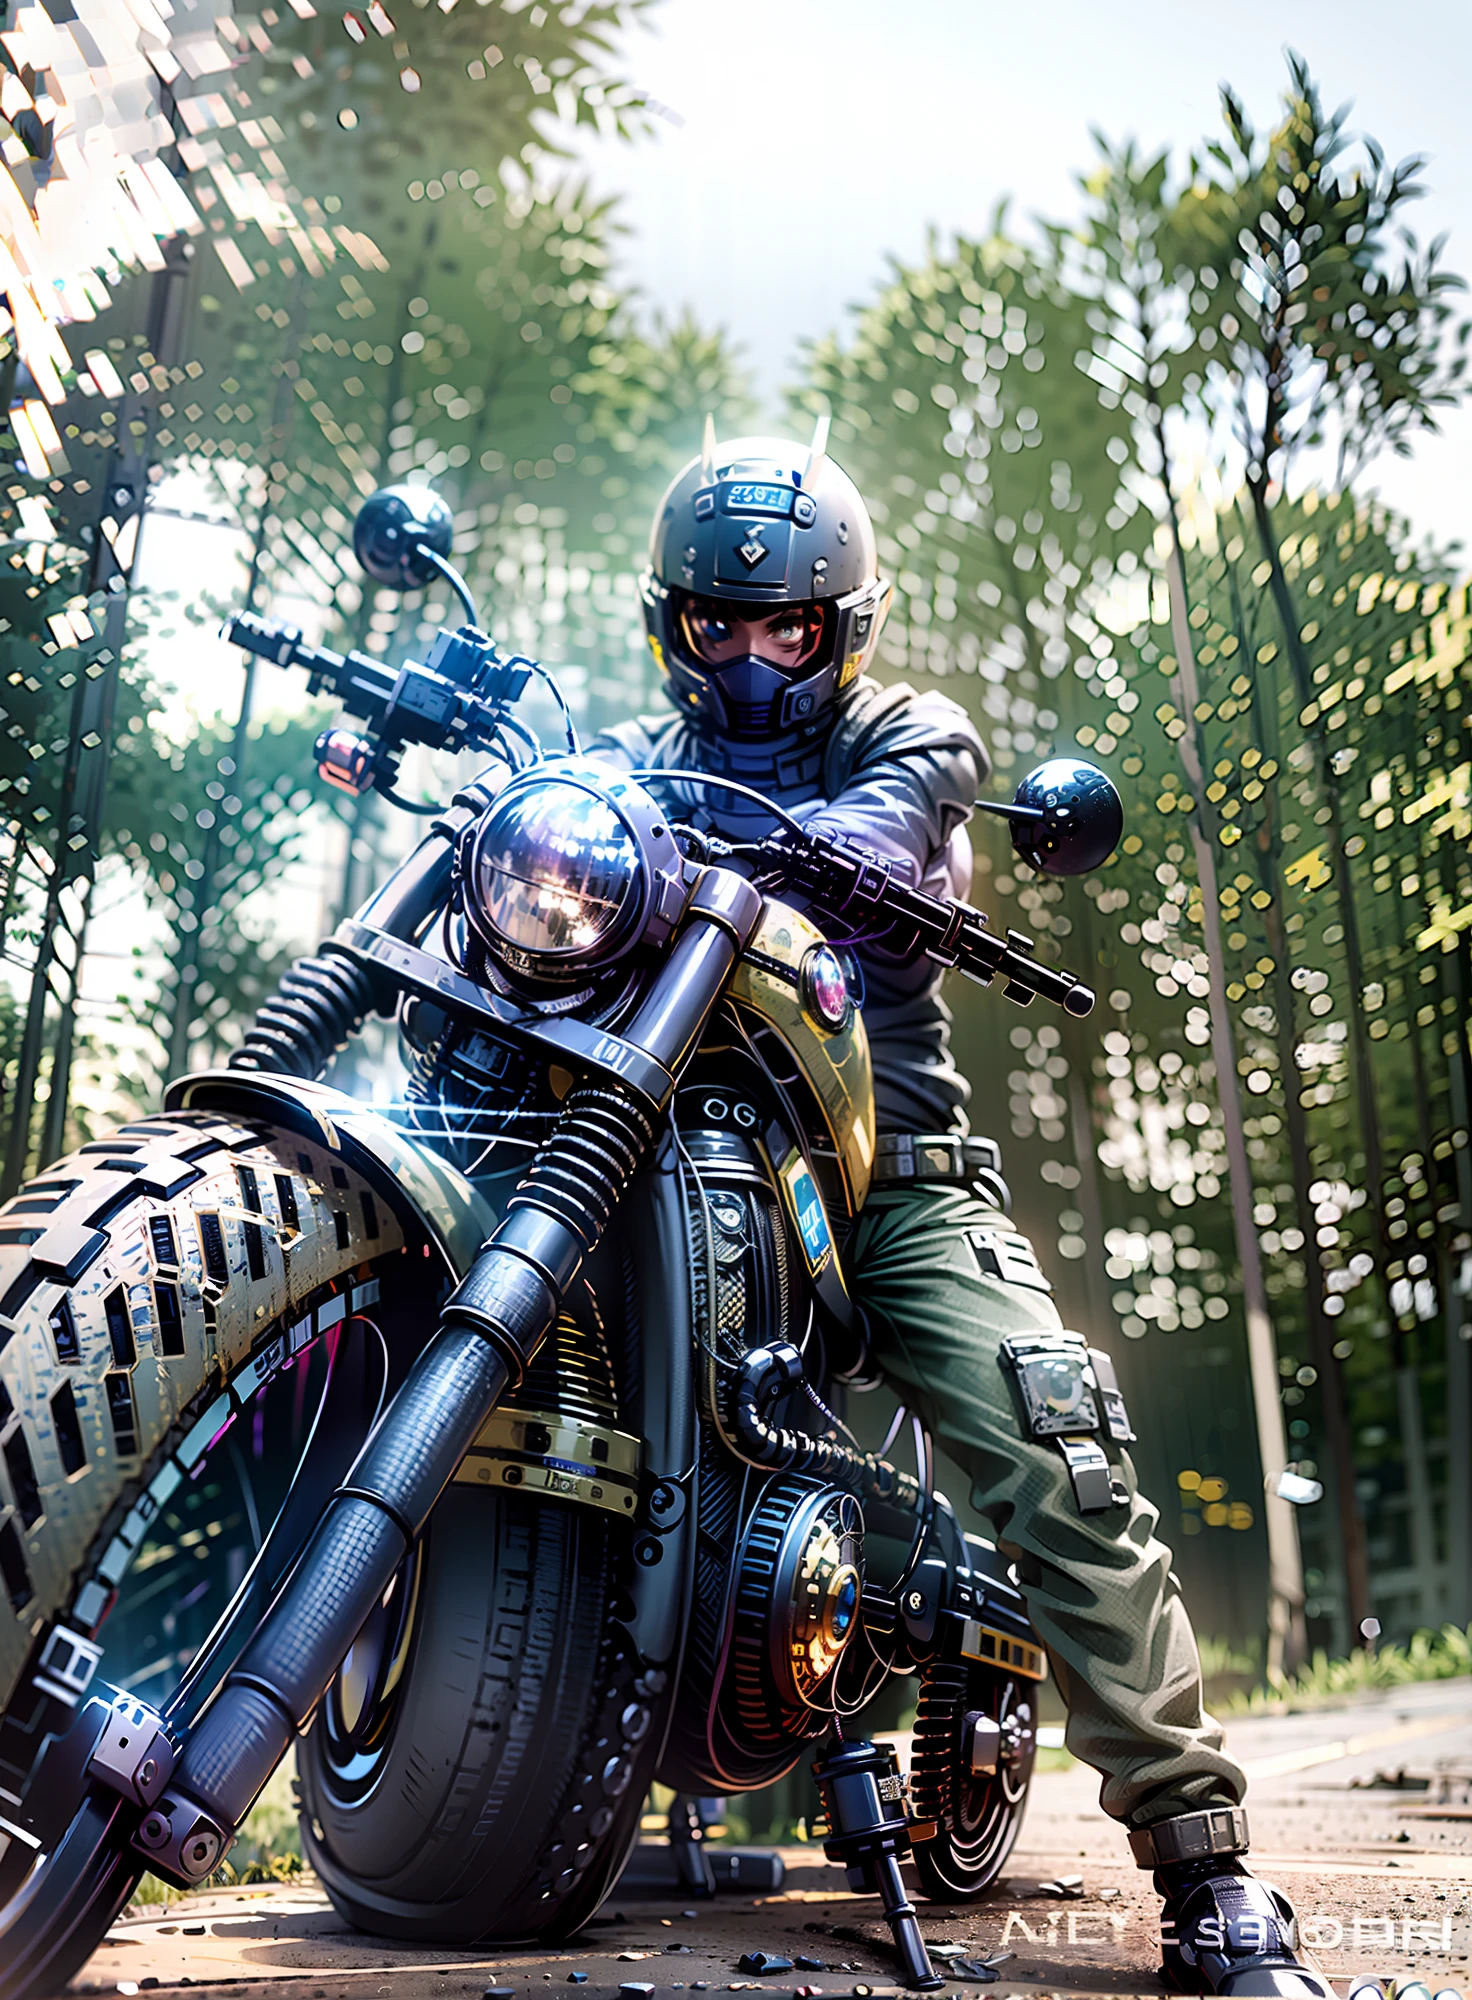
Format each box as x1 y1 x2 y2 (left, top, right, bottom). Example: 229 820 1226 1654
696 654 799 738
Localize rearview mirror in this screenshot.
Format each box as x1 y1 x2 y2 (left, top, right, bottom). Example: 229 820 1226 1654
977 758 1123 877
353 485 455 591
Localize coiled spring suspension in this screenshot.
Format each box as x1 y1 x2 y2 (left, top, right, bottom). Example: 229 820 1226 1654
229 947 384 1079
908 1659 968 1825
507 1083 656 1249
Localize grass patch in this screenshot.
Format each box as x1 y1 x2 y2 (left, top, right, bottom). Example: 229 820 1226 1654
1034 1743 1076 1772
1222 1622 1472 1713
122 1764 306 1912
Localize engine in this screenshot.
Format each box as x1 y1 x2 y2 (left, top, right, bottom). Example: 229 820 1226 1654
730 1480 864 1720
653 1104 876 1792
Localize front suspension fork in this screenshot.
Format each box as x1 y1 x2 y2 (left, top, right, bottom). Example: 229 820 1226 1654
126 869 761 1886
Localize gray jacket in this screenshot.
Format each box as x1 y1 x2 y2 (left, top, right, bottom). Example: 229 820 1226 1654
589 678 988 1134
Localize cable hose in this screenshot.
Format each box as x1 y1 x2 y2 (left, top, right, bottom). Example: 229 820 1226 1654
229 948 384 1079
730 1342 922 1511
506 1083 656 1249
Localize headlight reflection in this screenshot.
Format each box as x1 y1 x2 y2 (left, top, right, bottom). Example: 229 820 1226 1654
470 781 643 964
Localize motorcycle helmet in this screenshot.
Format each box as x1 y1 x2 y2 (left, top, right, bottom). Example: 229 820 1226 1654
639 415 892 738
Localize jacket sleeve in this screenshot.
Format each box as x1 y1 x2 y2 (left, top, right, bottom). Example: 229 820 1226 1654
802 686 988 910
583 715 662 772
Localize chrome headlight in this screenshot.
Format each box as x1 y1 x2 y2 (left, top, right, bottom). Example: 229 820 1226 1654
467 780 641 970
460 765 688 981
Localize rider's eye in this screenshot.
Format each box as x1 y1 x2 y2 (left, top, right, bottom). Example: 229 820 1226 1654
769 614 814 647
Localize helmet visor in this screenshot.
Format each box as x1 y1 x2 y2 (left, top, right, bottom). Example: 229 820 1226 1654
675 594 832 677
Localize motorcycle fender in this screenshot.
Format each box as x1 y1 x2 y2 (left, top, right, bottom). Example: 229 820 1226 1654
166 1070 494 1277
0 1081 457 1817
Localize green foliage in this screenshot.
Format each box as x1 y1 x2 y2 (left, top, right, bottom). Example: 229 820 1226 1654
125 1873 177 1908
1175 52 1469 488
56 0 748 728
1054 136 1198 429
216 1759 304 1882
0 535 107 852
248 0 654 173
0 977 21 1138
794 227 1148 688
125 1763 304 1907
1197 1631 1263 1680
796 53 1472 1651
52 0 659 522
11 0 753 1090
1225 1622 1472 1712
1076 58 1471 1645
997 497 1471 1638
106 696 347 1081
174 168 630 626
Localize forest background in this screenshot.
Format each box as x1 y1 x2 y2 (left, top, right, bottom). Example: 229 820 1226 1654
1 0 1471 1704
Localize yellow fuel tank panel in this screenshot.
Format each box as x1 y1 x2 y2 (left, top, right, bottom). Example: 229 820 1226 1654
728 899 876 1217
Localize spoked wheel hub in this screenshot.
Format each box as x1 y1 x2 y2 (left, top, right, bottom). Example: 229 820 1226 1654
319 1551 422 1799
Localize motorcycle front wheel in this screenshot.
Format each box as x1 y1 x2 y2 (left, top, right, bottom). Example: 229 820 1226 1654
299 1480 656 1942
298 1263 664 1944
0 1100 427 2000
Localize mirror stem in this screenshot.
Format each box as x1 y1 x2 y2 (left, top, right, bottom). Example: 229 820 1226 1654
417 544 480 628
975 800 1046 823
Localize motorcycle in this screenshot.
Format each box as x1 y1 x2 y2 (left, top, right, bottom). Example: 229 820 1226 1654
0 487 1122 1998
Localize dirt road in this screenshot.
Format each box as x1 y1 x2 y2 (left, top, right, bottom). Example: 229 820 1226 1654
74 1678 1472 1999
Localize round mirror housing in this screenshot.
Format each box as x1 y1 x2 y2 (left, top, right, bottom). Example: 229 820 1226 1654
353 486 454 590
1008 759 1123 876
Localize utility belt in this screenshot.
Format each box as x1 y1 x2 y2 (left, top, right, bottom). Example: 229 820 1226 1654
870 1132 1011 1213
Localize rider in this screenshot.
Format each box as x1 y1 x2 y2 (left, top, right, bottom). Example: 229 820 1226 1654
588 419 1326 1999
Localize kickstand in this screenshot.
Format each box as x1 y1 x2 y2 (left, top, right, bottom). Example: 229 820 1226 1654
615 1795 785 1898
668 1793 718 1897
810 1735 943 1992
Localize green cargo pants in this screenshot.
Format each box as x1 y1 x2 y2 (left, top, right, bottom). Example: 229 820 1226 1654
848 1180 1246 1833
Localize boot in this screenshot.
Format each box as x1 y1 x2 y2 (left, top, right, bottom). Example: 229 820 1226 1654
1130 1808 1333 1998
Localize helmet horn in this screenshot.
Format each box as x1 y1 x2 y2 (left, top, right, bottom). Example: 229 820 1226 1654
803 408 830 488
701 411 718 485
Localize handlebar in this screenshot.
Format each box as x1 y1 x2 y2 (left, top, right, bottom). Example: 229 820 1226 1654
754 826 1096 1017
225 611 535 777
630 766 1095 1014
228 615 1096 1017
226 611 397 721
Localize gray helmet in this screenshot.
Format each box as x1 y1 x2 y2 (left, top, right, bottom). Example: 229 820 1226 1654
639 418 892 738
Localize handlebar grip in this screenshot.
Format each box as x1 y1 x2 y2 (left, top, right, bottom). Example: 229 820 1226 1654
960 941 1096 1016
762 827 1098 1019
224 611 306 665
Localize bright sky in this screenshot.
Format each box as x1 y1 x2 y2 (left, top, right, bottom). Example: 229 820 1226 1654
570 0 1472 555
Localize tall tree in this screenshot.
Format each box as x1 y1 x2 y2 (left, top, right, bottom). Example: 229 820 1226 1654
1169 56 1469 1639
1062 138 1308 1671
22 0 757 1083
